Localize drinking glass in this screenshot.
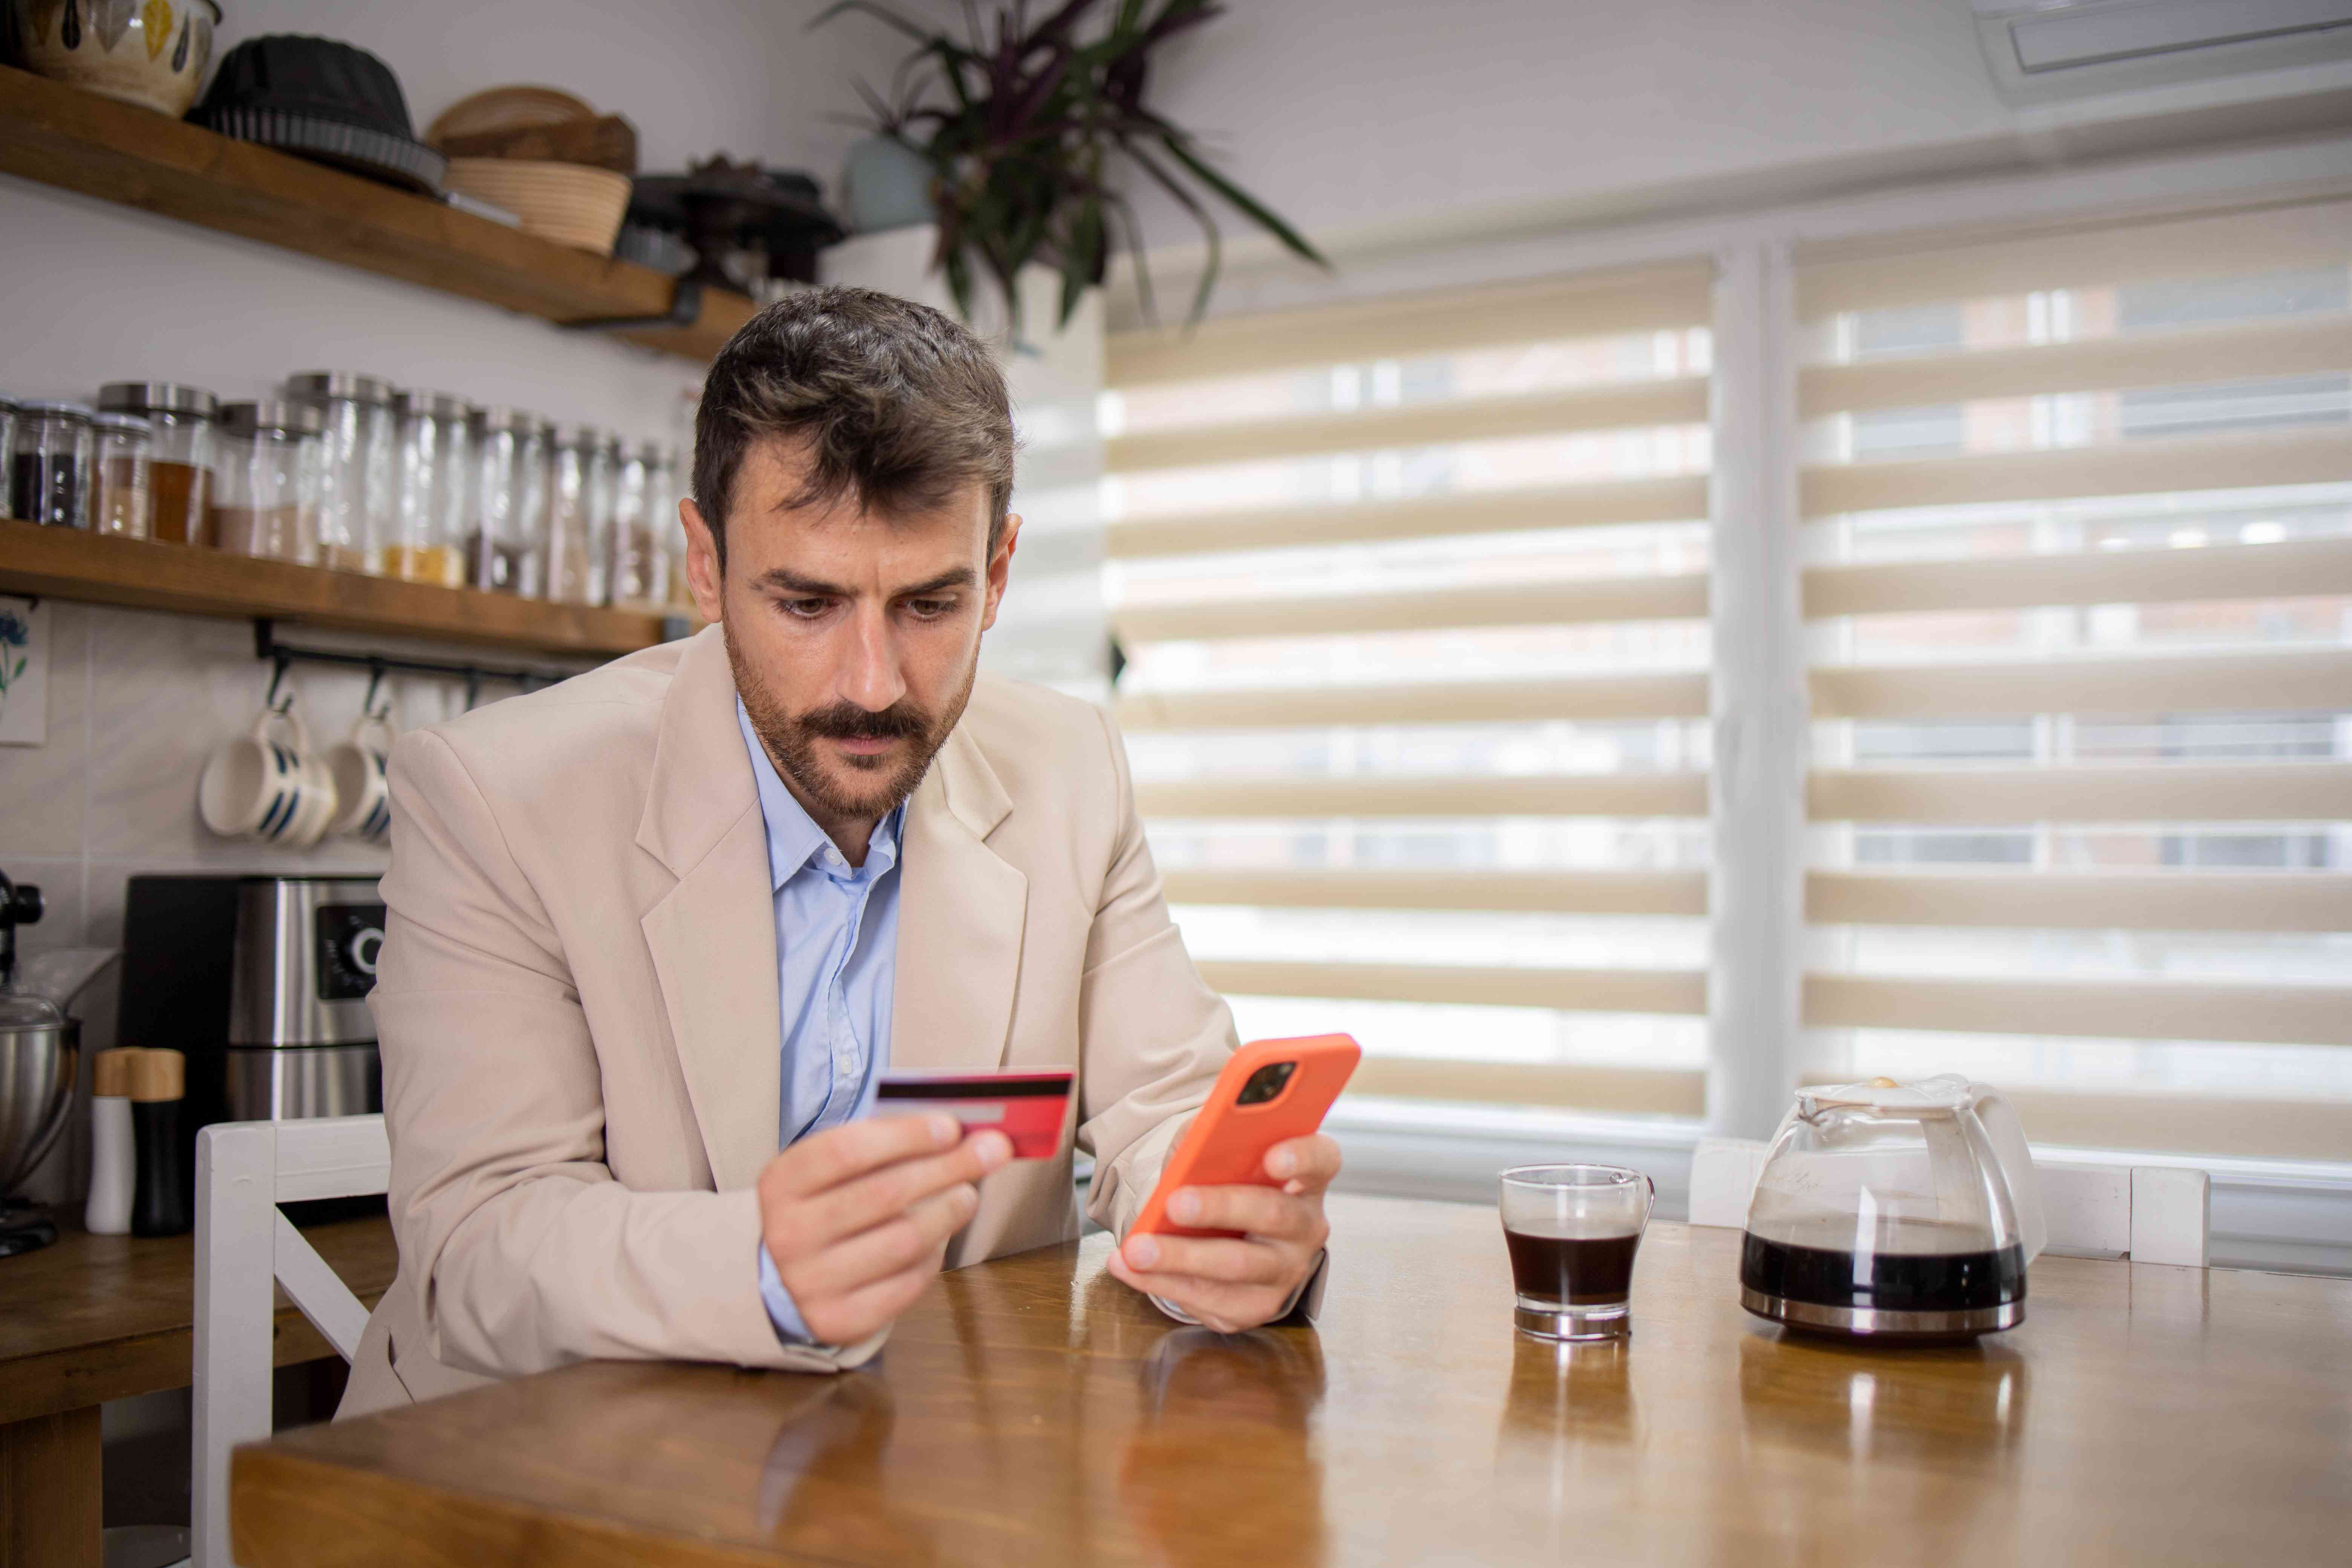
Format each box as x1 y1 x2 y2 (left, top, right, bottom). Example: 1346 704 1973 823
1499 1164 1654 1341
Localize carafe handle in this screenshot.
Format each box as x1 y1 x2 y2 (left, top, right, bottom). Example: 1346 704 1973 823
1972 1087 2046 1263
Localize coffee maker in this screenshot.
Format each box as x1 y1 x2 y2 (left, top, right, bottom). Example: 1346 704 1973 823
118 875 385 1140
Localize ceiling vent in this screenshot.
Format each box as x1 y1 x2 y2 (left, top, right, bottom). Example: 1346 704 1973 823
1973 0 2352 101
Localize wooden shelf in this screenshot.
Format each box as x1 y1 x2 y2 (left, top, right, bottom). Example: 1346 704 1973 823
0 64 756 361
0 521 673 657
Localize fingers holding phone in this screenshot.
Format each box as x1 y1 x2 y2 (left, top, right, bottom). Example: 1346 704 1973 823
756 1114 1014 1345
1109 1133 1341 1330
1113 1035 1359 1332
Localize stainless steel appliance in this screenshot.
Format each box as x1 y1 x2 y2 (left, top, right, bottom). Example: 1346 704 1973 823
1 868 77 1257
119 875 384 1127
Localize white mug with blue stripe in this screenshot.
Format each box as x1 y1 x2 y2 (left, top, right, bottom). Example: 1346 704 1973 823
326 711 396 843
198 700 336 845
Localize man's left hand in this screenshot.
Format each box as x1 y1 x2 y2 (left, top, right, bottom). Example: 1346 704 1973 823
1106 1134 1340 1332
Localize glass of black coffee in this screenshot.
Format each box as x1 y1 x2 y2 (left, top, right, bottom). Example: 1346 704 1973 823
1499 1164 1654 1341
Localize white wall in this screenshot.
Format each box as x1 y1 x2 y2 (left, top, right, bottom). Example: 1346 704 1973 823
1136 0 1981 239
1109 0 2352 288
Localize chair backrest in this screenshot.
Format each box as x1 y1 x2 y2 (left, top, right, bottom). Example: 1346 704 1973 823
193 1115 390 1568
1687 1135 2210 1266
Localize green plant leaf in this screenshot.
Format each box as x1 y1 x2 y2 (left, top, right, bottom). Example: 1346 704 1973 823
1153 129 1328 267
839 0 1320 332
1121 137 1222 323
807 0 936 44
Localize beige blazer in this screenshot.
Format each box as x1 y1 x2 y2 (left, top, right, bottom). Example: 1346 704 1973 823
340 625 1236 1417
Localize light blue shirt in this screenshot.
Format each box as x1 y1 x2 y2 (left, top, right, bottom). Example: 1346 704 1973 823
739 700 904 1344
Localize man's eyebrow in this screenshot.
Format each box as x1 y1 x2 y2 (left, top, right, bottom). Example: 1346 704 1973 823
896 567 978 597
750 566 977 598
752 568 853 597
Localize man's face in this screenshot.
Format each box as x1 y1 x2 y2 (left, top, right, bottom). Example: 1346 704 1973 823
681 438 1018 830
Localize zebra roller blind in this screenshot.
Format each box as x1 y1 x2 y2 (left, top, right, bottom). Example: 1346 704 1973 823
1795 196 2352 1159
1104 262 1718 1116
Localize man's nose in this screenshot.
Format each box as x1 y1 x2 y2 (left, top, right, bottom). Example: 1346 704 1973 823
841 602 908 713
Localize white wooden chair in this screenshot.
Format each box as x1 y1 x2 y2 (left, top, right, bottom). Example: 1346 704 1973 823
191 1115 391 1568
1688 1135 2210 1266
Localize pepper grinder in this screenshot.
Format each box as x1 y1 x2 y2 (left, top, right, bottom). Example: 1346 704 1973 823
86 1048 138 1235
129 1047 191 1237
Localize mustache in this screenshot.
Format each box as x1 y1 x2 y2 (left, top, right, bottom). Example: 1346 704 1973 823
793 701 931 741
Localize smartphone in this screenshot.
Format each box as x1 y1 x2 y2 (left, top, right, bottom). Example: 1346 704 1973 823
1128 1034 1360 1241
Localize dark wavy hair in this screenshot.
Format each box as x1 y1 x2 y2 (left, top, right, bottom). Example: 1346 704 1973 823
692 286 1016 567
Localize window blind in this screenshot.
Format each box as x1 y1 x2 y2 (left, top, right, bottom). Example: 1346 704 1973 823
1796 196 2352 1161
1103 262 1717 1117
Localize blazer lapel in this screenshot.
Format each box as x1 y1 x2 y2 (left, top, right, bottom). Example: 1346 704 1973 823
890 722 1028 1076
636 628 782 1194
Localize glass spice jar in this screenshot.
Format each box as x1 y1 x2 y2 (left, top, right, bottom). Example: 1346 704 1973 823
11 401 96 527
608 440 657 606
544 423 614 606
212 401 323 563
0 401 17 519
285 371 397 574
97 382 217 544
640 444 676 609
663 446 698 612
89 413 153 538
387 389 473 586
467 406 546 596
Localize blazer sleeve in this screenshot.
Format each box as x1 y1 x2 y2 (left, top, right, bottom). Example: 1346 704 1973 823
1071 704 1240 1238
371 728 875 1380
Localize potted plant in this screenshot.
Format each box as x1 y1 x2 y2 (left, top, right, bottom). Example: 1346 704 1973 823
818 0 1327 332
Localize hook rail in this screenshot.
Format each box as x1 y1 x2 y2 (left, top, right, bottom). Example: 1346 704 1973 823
253 620 584 703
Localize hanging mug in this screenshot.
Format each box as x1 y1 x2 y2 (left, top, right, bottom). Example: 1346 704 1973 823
326 709 396 842
198 698 337 845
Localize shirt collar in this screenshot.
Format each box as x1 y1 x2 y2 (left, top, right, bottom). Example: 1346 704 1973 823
735 698 902 890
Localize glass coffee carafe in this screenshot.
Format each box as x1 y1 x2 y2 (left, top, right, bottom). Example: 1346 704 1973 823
1740 1075 2046 1342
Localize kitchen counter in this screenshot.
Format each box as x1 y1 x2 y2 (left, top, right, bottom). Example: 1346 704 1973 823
0 1211 397 1568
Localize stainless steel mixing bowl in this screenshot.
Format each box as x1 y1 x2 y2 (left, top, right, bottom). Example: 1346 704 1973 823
0 1008 79 1198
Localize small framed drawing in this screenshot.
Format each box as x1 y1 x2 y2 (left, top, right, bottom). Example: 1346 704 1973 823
0 596 50 746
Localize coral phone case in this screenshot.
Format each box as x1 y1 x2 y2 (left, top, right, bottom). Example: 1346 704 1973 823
1128 1034 1361 1240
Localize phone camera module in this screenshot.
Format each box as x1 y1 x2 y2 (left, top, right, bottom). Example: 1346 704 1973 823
1237 1061 1297 1106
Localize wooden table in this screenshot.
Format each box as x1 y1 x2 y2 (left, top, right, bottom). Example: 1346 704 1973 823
231 1195 2352 1566
0 1214 397 1568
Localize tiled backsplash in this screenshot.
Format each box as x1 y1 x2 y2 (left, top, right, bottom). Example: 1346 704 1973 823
2 600 564 1202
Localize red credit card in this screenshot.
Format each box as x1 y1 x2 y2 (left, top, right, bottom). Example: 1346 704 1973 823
873 1069 1073 1159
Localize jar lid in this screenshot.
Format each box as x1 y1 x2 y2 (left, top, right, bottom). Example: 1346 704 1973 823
284 371 397 406
97 382 220 419
91 412 153 435
396 389 473 421
220 401 325 438
551 421 606 450
17 400 95 421
472 404 544 434
633 440 671 464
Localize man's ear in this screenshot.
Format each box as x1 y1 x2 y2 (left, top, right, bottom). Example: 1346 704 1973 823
981 513 1021 632
682 498 724 624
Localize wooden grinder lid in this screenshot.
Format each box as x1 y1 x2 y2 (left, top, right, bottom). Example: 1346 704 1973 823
93 1047 140 1099
129 1048 185 1103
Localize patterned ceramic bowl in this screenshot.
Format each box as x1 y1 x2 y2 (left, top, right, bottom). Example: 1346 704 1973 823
11 0 222 118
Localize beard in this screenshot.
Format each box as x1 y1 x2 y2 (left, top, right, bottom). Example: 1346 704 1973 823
724 625 978 824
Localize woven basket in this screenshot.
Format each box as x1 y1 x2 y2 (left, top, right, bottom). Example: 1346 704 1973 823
444 158 630 255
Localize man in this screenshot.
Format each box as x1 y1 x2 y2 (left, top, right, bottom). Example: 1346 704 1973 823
341 288 1337 1415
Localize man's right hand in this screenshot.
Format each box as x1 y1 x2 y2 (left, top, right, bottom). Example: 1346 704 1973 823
756 1114 1013 1345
